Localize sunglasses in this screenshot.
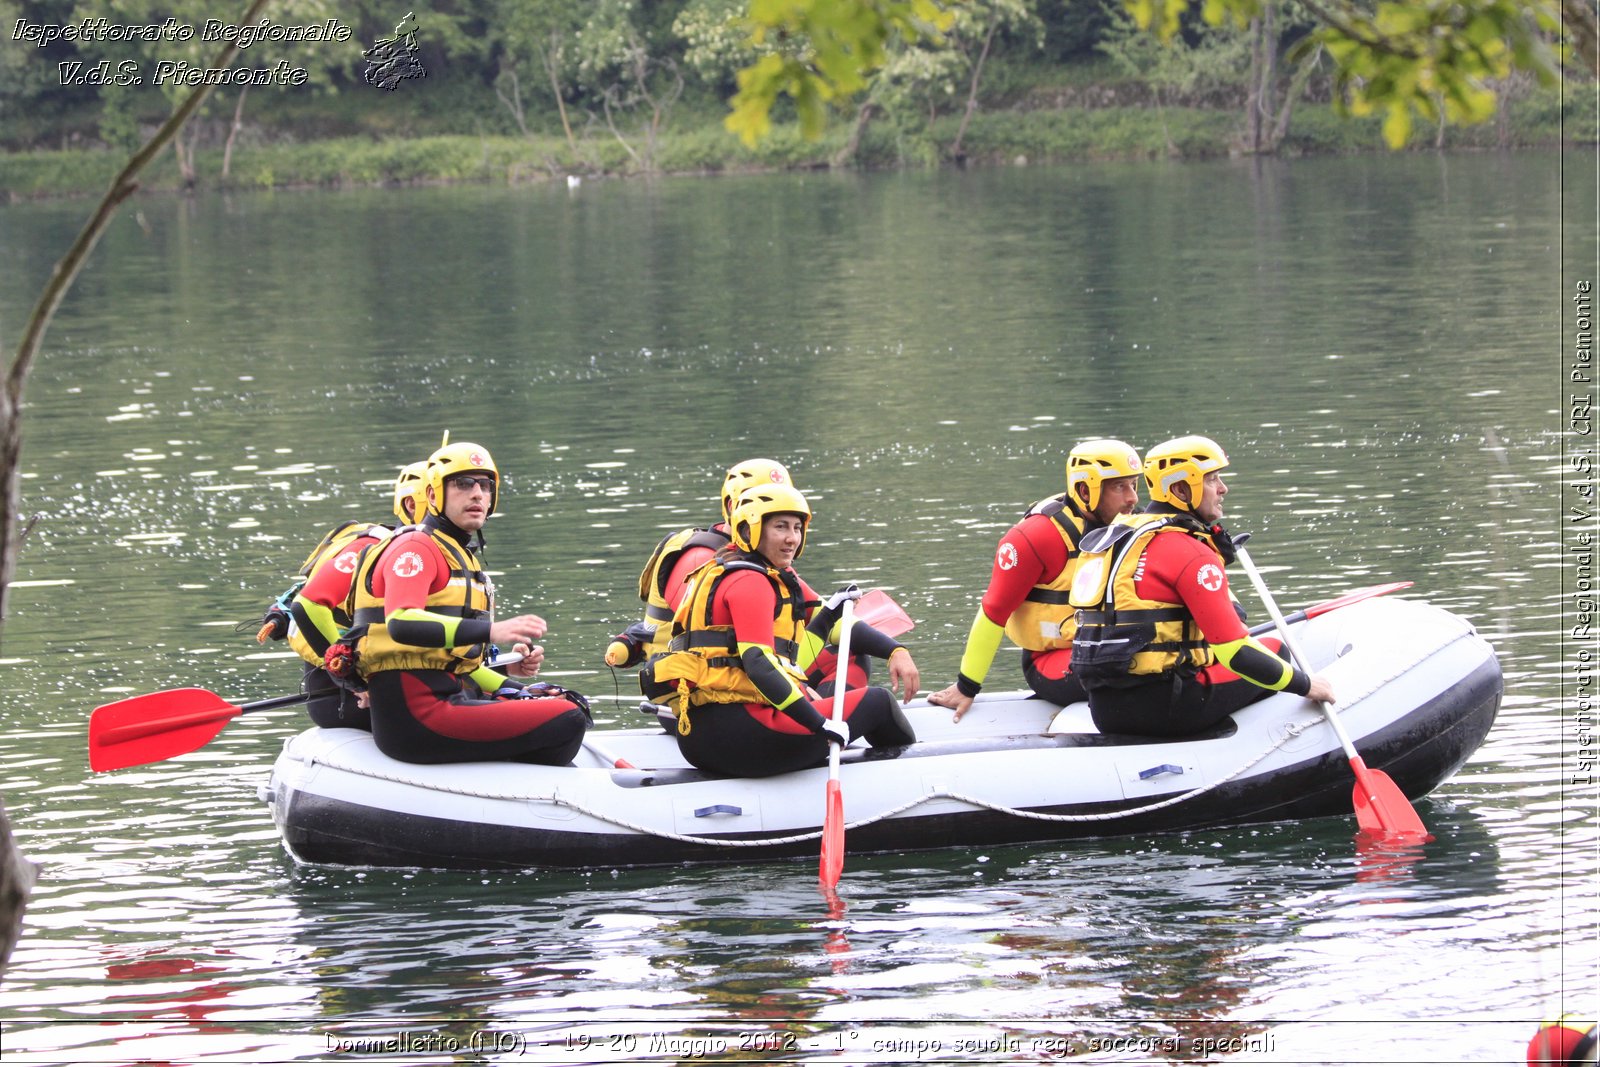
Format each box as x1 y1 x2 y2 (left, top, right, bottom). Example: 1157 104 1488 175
448 475 495 493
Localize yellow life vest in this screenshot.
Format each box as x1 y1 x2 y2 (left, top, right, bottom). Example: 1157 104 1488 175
642 555 809 731
635 526 728 659
1068 512 1216 684
347 528 494 676
1002 494 1093 652
286 521 394 668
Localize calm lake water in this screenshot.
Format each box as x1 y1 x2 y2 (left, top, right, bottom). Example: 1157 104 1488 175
0 150 1594 1065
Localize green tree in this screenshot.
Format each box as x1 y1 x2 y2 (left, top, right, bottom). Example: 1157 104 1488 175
1098 2 1248 154
1099 0 1321 155
72 0 340 182
724 0 956 145
948 0 1045 157
824 0 1042 166
493 0 587 153
1126 0 1574 147
0 0 89 147
723 0 1588 148
1237 0 1325 154
576 0 686 171
676 0 761 95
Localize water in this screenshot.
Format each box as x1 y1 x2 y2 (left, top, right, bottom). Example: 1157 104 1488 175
0 151 1593 1064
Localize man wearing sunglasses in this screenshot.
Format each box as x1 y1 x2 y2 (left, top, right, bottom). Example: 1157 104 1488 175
338 439 591 765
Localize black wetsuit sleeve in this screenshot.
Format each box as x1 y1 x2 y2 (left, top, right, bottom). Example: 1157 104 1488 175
739 645 828 733
386 611 493 650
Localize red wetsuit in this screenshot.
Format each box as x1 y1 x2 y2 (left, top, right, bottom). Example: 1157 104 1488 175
363 525 590 765
289 528 389 731
673 560 914 778
661 525 727 611
951 506 1091 706
984 511 1083 700
666 530 863 691
1086 523 1307 736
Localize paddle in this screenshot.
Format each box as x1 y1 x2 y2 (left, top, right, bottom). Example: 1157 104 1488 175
89 688 321 772
583 736 638 770
857 588 914 637
819 596 856 890
1244 581 1413 638
1234 548 1429 840
89 651 534 773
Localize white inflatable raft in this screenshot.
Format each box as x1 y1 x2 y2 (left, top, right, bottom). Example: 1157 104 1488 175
262 596 1501 870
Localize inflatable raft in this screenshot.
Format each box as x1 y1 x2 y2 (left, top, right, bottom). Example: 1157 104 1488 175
261 596 1501 871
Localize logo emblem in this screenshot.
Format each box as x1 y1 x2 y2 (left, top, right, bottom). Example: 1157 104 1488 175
768 468 785 485
333 549 361 574
1197 563 1224 592
997 543 1018 571
468 451 486 467
363 12 426 91
392 551 425 579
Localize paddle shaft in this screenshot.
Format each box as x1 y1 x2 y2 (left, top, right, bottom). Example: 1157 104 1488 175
1244 581 1412 638
1234 548 1424 837
583 736 638 770
819 597 856 889
828 599 855 767
1234 549 1363 761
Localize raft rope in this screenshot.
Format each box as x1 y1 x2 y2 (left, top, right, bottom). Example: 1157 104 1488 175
287 625 1475 850
291 712 1324 849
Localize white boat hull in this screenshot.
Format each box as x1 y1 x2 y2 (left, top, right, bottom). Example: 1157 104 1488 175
263 597 1501 870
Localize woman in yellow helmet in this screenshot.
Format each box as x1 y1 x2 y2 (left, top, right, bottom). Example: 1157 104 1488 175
607 458 794 669
645 484 918 778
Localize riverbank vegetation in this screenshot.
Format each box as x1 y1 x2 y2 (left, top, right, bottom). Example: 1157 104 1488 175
1 0 1594 200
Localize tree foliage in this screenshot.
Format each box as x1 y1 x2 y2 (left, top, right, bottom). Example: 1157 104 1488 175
1125 0 1572 147
709 0 1588 149
723 0 956 145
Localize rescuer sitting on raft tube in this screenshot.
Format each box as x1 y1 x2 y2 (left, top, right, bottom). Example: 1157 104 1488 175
607 458 795 669
252 460 429 731
331 439 591 765
642 483 919 778
1067 434 1335 738
607 457 872 692
928 438 1144 723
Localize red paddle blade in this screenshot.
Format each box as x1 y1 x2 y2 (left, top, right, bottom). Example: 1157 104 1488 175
89 688 242 772
1306 581 1413 620
819 780 845 888
857 589 914 638
1349 763 1430 840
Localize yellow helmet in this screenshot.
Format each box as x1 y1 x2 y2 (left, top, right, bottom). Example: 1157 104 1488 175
720 458 792 525
1067 439 1143 512
1144 435 1229 511
391 461 428 523
730 483 811 558
426 441 499 518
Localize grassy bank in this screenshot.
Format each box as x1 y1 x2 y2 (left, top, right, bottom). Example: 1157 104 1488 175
2 89 1592 201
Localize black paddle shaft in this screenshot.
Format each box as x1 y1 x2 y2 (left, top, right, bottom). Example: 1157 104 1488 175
241 690 337 713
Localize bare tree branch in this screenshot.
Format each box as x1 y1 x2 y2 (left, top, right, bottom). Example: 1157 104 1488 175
0 0 277 982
